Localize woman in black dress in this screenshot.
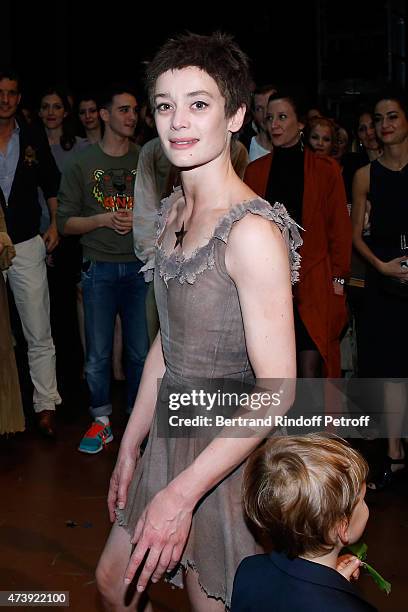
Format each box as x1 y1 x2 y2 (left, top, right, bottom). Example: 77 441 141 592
352 89 408 489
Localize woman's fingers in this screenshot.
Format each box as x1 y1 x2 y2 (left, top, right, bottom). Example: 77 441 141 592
117 468 132 510
123 488 193 590
150 546 175 583
125 519 188 589
131 543 181 591
107 456 138 521
167 543 183 571
124 540 161 591
124 514 149 583
385 257 408 278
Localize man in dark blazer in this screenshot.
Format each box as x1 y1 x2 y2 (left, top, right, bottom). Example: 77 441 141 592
0 68 61 436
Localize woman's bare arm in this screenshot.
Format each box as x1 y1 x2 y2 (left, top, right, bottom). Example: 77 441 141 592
107 331 165 520
352 165 382 270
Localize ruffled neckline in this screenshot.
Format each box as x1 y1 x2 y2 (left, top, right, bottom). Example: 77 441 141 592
155 187 302 285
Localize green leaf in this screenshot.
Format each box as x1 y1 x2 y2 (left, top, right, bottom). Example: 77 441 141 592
345 541 391 595
347 541 368 561
361 562 391 595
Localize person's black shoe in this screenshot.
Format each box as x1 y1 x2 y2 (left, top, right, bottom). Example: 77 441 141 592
36 410 56 438
367 456 406 491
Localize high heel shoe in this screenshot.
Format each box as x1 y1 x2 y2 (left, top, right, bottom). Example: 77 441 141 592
367 456 406 491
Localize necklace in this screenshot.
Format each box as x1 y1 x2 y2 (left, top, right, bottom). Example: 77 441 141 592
393 162 407 172
174 222 188 249
380 157 408 172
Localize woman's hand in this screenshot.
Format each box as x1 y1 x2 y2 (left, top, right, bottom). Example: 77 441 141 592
124 484 194 592
378 257 408 280
107 447 140 522
336 554 361 581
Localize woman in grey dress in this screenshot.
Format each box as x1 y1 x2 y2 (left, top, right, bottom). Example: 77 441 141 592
96 32 300 611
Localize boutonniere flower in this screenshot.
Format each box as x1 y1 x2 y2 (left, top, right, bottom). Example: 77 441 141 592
24 145 38 166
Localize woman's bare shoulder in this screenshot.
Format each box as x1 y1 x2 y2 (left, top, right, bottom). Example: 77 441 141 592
353 163 371 189
228 213 285 266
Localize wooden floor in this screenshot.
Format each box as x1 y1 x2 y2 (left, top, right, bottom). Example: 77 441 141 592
1 383 407 611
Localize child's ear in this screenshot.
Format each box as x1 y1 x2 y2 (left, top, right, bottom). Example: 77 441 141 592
337 518 350 545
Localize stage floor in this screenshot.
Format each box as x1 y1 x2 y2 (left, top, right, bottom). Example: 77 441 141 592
1 382 406 611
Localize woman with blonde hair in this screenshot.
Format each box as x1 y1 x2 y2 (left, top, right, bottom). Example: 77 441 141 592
306 116 337 157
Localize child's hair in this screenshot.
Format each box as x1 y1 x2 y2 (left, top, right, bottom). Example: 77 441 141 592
243 434 368 559
146 31 252 118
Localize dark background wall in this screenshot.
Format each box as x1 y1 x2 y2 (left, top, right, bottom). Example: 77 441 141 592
7 3 317 106
4 0 407 120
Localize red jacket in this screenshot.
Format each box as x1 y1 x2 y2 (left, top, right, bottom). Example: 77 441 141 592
244 149 351 377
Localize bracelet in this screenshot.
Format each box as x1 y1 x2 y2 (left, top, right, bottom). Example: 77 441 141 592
333 277 345 285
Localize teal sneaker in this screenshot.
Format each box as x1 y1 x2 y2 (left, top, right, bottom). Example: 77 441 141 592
78 420 113 454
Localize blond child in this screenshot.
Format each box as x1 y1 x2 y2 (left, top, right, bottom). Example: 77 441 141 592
231 435 377 611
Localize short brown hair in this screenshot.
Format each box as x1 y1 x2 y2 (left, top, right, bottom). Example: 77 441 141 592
243 435 368 559
146 31 251 118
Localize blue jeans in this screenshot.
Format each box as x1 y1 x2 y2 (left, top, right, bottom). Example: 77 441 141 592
82 260 149 418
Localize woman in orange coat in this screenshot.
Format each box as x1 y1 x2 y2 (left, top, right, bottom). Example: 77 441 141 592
245 91 351 377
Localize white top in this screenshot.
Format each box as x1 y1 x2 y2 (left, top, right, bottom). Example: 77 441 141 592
248 135 270 162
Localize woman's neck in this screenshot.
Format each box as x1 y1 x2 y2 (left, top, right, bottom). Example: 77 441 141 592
366 147 382 162
381 140 408 170
46 126 62 146
180 150 252 217
86 126 102 144
278 136 302 151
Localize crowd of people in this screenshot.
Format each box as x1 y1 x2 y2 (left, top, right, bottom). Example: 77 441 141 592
0 30 405 611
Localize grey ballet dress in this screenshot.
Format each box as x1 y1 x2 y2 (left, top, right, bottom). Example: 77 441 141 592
117 188 301 608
